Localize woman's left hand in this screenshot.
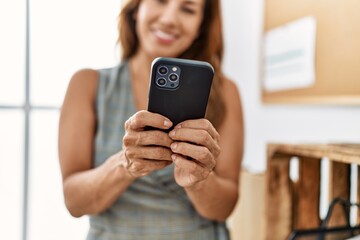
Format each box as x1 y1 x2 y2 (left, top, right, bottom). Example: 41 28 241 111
168 119 221 188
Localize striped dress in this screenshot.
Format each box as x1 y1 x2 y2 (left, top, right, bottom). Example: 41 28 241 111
87 61 230 240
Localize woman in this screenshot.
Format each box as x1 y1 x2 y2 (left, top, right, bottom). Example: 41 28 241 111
58 0 244 239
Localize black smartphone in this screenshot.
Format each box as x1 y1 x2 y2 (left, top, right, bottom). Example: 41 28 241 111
147 57 214 129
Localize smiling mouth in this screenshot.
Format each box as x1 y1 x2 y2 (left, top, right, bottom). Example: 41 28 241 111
153 29 177 44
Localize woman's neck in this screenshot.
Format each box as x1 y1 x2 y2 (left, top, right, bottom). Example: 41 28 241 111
129 50 155 84
127 50 157 111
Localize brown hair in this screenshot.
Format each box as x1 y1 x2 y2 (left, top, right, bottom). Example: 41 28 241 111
118 0 226 129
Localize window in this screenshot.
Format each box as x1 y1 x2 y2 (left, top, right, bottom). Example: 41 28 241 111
0 0 121 239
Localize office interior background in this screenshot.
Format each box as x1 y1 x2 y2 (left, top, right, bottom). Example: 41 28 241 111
1 0 359 239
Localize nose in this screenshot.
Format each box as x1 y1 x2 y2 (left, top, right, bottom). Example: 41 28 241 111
158 4 179 27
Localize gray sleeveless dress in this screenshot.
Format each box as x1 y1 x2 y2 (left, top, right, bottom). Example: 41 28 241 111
87 61 230 240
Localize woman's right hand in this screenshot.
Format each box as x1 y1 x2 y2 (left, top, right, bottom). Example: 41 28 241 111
121 110 174 178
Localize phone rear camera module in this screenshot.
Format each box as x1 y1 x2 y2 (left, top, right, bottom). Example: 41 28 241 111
156 78 167 86
158 66 168 75
168 73 178 82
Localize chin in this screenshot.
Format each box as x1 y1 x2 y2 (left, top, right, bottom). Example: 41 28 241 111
148 46 185 59
150 51 179 59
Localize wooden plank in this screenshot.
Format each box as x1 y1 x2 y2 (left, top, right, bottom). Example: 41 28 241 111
265 151 293 240
293 157 321 229
328 144 360 151
270 144 360 165
328 161 351 227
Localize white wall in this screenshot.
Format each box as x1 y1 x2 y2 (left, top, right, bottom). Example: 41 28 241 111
221 0 360 173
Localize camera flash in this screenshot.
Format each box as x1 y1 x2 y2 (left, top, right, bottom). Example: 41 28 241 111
172 67 177 71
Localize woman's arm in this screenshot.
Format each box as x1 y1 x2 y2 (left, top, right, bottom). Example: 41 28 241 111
59 70 174 217
169 78 244 221
58 69 135 217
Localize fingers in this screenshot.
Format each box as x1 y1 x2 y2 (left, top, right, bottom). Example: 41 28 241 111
170 142 216 171
124 146 173 178
126 146 173 161
121 111 174 178
125 110 172 131
123 130 173 148
172 154 211 187
169 127 220 156
174 119 220 142
123 111 174 150
126 158 172 178
168 119 221 163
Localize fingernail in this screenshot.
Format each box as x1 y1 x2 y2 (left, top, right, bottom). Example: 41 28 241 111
171 154 176 161
175 124 182 129
171 143 177 150
164 120 172 127
169 130 175 137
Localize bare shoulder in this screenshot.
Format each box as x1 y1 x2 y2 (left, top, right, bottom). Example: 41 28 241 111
66 69 98 100
219 75 244 140
222 76 243 113
60 68 99 133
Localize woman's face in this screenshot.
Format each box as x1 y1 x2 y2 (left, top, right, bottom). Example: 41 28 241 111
135 0 205 59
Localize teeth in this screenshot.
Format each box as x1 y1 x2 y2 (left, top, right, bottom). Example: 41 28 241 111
154 30 175 40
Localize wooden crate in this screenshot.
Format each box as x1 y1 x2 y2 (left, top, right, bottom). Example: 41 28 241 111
265 144 360 240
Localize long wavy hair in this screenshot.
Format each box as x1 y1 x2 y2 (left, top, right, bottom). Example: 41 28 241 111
118 0 226 129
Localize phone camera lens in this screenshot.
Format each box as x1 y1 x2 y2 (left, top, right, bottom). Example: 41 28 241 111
168 73 178 82
157 78 166 86
158 66 168 75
